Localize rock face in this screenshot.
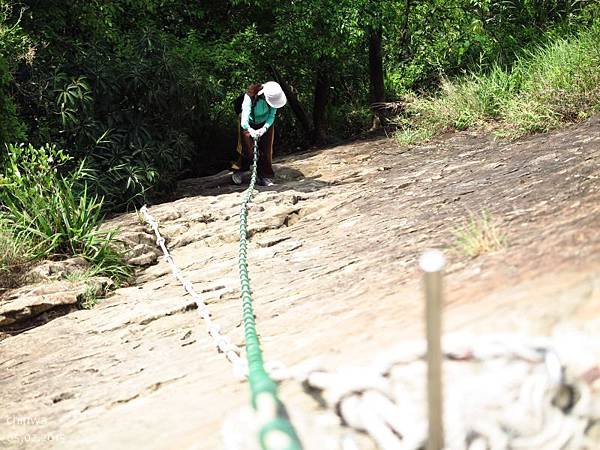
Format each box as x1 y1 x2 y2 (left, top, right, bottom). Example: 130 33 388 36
0 232 159 336
0 278 112 331
23 257 90 284
1 117 599 449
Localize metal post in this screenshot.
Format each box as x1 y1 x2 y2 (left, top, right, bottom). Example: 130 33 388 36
419 249 446 450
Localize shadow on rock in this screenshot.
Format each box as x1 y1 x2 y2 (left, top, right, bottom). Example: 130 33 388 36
168 165 331 201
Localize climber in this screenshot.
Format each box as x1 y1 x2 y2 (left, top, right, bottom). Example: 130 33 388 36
231 81 287 187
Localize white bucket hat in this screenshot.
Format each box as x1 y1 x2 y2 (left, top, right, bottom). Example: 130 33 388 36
259 81 287 109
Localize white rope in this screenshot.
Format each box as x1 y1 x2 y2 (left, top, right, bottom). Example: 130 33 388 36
140 205 247 379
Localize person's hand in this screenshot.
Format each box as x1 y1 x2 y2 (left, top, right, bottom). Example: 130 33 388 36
248 128 259 140
256 126 267 138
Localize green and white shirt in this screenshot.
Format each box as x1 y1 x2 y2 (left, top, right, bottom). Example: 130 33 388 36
240 95 276 130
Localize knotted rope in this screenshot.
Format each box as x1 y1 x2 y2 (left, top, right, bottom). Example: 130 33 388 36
269 333 599 450
224 334 599 450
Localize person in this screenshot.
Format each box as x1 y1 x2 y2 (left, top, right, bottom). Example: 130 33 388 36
231 81 287 186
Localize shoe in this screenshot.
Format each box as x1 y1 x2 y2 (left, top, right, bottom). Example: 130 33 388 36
258 177 275 187
231 171 243 185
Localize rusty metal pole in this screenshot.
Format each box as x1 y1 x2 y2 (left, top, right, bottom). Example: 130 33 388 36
419 249 446 450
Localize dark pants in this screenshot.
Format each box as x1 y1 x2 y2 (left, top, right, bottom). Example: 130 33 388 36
232 116 275 178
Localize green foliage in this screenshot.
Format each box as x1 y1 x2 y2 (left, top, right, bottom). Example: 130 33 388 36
502 23 600 134
0 0 597 212
63 270 109 309
452 211 507 258
53 74 92 129
386 0 600 96
0 3 29 56
0 56 26 143
0 3 29 143
0 143 131 281
5 2 221 209
77 282 103 310
0 216 32 289
396 20 600 142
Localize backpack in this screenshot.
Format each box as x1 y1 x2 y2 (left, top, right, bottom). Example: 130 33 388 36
233 92 245 114
233 90 270 117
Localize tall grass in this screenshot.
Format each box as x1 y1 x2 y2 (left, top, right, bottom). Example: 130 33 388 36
396 22 600 143
452 211 507 258
0 218 33 289
0 143 131 283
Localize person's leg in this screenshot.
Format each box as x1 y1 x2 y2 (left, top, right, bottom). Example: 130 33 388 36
240 129 254 165
258 125 275 180
231 115 245 172
232 119 254 185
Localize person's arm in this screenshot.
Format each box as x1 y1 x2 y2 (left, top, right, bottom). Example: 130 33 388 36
240 94 252 130
255 107 276 137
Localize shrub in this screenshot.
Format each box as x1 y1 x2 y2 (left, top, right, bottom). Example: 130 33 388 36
395 20 600 143
0 216 32 289
502 22 600 134
0 143 131 281
0 56 26 143
452 211 507 258
0 3 29 144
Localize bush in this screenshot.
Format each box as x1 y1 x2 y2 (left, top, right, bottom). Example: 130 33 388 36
0 3 29 144
0 143 131 281
395 21 600 143
452 211 507 258
0 56 26 143
502 23 600 134
0 216 32 289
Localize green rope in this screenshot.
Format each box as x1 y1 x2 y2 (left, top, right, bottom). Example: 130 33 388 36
238 137 303 450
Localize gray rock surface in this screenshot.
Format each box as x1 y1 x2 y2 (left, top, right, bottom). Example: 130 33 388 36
0 278 112 329
0 117 599 449
23 257 89 284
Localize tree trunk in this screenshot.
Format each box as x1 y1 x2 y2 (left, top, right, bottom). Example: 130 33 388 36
369 25 385 105
368 24 385 128
268 65 311 141
400 0 412 59
312 63 329 144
